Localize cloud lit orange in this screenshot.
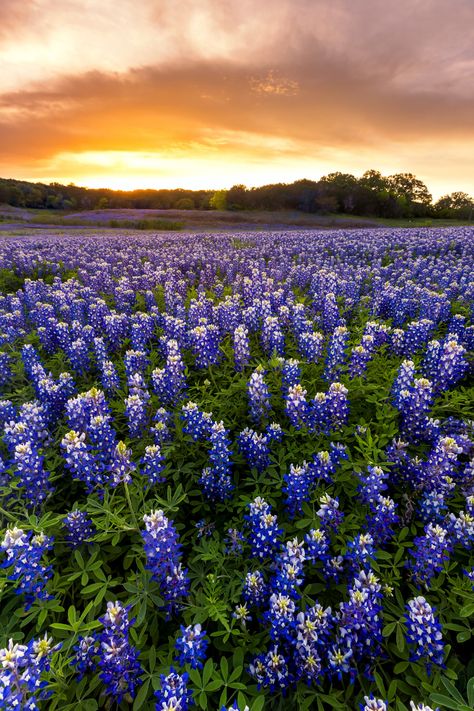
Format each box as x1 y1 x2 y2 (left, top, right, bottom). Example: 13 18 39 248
1 0 473 198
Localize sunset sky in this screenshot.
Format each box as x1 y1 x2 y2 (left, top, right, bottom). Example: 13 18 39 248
1 0 473 198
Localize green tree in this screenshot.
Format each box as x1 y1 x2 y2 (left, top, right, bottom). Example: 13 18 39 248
434 192 473 219
209 190 228 210
388 173 432 205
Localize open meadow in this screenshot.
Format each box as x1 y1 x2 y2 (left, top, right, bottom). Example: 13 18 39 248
0 226 473 711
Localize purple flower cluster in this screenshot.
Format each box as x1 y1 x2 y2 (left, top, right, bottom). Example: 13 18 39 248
405 596 444 672
141 510 189 613
1 527 53 609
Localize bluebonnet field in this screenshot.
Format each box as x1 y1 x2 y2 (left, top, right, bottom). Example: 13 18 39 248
0 227 473 711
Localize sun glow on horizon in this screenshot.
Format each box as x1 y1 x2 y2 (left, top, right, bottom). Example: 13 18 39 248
8 146 473 201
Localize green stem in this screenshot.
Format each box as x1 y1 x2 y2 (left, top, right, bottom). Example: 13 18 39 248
123 481 139 530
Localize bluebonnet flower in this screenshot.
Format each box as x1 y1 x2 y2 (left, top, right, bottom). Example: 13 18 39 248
242 570 267 607
65 387 110 431
266 422 283 442
405 596 444 672
86 417 116 477
409 703 439 711
189 323 220 368
97 601 142 703
206 421 234 501
245 497 282 560
238 428 271 472
398 378 434 442
141 444 165 486
269 538 305 599
336 570 384 677
317 493 344 531
12 441 53 507
0 635 60 711
360 695 387 710
308 392 330 433
142 510 189 613
108 441 135 487
247 367 271 424
297 331 324 363
285 384 309 429
125 393 148 434
220 703 249 711
233 324 250 371
305 528 330 565
327 642 354 681
224 528 245 554
261 316 285 356
264 593 296 641
0 352 11 388
61 430 106 493
175 624 208 669
357 465 388 505
463 567 474 590
418 490 447 524
72 635 99 680
294 602 333 679
326 382 349 429
431 334 469 393
67 337 90 373
195 519 215 538
1 527 53 609
181 402 213 441
402 319 435 356
283 461 312 517
124 349 148 378
64 510 96 548
0 399 16 427
408 524 452 587
367 495 399 545
348 345 369 379
345 533 375 572
447 504 474 549
322 292 341 333
99 359 121 392
233 602 252 627
154 668 193 710
324 326 349 381
280 358 301 392
151 408 173 445
93 335 109 364
249 645 291 691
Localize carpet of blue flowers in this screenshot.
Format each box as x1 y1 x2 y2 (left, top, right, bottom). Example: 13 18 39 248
0 227 473 711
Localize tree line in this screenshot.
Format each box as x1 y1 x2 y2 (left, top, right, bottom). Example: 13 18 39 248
1 171 472 219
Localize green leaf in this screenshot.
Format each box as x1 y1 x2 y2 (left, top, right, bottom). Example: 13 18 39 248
374 672 386 697
388 680 398 700
467 677 474 707
382 622 397 637
148 646 157 673
459 603 474 618
199 691 207 710
456 630 471 643
220 655 228 681
132 680 150 711
429 694 465 710
67 606 77 627
394 661 409 674
396 623 406 652
251 696 265 711
441 677 465 703
206 679 223 692
202 658 214 686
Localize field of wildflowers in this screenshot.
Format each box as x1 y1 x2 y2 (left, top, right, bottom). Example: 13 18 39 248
0 227 473 711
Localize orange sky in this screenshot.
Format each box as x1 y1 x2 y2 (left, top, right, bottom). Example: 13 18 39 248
1 0 473 199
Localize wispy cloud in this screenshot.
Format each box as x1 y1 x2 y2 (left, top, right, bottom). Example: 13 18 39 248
0 0 473 195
